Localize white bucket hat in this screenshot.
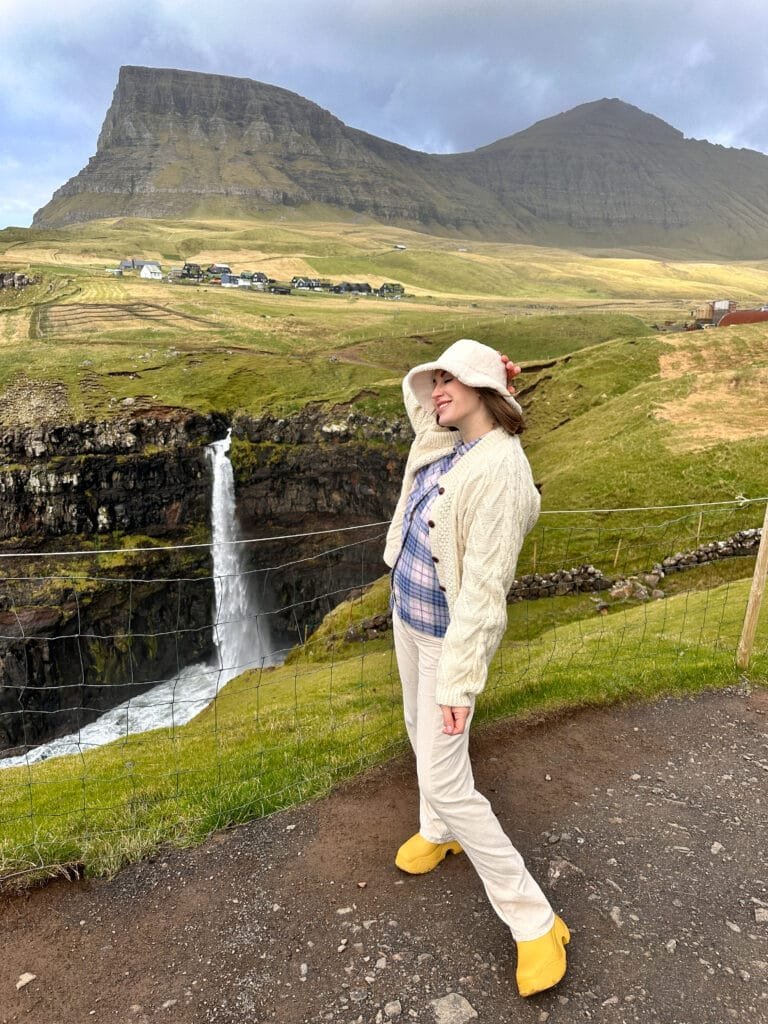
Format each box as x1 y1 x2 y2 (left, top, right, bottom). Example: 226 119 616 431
405 338 523 417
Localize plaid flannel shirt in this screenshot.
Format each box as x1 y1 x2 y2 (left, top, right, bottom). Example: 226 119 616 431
390 438 479 637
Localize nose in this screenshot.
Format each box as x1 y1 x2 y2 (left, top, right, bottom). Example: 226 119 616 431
431 379 445 399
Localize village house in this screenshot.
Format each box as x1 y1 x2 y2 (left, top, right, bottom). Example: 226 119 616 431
119 258 162 273
139 263 163 280
0 271 35 289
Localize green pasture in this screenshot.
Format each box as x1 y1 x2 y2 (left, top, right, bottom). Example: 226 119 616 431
5 215 768 304
1 574 765 884
1 213 768 886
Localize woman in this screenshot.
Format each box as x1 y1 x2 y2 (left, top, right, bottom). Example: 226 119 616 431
383 338 570 999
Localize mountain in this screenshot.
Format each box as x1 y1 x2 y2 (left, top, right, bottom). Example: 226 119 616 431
33 66 768 257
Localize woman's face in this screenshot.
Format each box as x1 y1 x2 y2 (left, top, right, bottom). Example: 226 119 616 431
431 370 487 433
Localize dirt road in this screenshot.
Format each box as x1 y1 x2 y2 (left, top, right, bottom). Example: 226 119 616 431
2 685 767 1024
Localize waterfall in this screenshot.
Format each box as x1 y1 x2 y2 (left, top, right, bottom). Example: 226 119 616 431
1 430 274 768
207 429 272 683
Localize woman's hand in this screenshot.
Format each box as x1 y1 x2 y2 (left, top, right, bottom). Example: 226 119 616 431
440 704 471 735
498 353 522 394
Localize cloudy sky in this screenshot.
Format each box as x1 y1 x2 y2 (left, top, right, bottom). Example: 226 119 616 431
2 0 768 228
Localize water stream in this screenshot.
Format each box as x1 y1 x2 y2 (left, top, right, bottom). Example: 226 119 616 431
1 430 275 768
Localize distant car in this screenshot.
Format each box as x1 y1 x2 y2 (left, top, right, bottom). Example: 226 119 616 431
267 284 292 295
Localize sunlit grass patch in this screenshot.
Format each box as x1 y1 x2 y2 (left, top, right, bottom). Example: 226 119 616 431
1 575 764 883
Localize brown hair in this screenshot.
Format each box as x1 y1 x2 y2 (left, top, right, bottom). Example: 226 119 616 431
476 388 525 435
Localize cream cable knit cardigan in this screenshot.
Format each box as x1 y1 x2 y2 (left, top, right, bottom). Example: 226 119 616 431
384 380 541 707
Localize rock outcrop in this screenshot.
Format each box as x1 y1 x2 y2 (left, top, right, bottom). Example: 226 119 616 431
0 404 406 754
32 66 768 257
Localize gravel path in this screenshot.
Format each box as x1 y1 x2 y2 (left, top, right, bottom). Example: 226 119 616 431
2 684 767 1024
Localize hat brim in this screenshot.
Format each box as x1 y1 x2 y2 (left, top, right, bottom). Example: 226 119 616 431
405 361 524 418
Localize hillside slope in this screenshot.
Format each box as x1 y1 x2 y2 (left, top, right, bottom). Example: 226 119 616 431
33 66 768 257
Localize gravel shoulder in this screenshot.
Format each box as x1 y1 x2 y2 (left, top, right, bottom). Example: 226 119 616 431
2 685 767 1024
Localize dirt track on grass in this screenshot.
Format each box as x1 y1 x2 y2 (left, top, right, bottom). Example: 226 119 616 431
2 685 767 1024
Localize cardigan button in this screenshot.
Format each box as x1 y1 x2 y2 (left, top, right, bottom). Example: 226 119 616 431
438 487 445 495
439 585 447 592
432 555 439 563
427 520 435 528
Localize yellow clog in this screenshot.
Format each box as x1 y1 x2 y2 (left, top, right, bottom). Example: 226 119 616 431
516 915 570 997
395 833 463 874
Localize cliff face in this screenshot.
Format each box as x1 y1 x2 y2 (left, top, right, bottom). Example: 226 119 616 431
34 65 489 231
0 557 214 753
32 67 768 256
0 409 225 540
0 410 225 754
0 405 406 755
231 407 408 641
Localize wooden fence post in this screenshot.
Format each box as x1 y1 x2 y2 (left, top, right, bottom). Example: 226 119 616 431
736 501 768 670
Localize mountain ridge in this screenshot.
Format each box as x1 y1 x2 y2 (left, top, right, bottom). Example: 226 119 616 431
33 66 768 257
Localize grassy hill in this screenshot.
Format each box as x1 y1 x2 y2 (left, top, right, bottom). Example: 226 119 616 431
3 215 768 424
2 572 765 881
1 214 766 884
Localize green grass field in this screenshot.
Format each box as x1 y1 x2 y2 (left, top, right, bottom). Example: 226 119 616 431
1 213 767 885
1 573 765 883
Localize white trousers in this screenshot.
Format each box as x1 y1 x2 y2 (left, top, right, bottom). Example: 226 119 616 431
393 610 555 941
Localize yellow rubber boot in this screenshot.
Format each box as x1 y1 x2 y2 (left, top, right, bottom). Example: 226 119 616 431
395 834 463 874
515 915 570 998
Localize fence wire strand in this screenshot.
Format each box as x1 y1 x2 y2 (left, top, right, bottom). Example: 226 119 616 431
0 501 766 882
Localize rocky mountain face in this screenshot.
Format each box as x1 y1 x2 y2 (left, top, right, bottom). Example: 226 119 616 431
33 66 768 256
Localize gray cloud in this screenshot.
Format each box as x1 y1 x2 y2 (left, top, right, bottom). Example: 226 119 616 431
3 0 768 227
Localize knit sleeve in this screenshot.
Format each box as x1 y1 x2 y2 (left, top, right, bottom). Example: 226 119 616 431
383 380 454 567
435 458 539 707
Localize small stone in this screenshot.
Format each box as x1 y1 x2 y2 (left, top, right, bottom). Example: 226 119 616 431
666 939 678 953
376 957 387 969
337 906 354 915
610 906 624 927
755 908 768 924
711 842 725 855
726 920 742 933
384 1000 402 1018
739 970 751 982
602 996 619 1006
430 992 478 1023
16 973 37 990
161 999 178 1009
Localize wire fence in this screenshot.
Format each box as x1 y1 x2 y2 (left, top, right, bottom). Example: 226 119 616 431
0 498 766 883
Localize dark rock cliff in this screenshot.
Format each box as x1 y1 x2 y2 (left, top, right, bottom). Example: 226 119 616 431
230 406 408 642
0 405 406 755
0 409 226 754
32 66 768 256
